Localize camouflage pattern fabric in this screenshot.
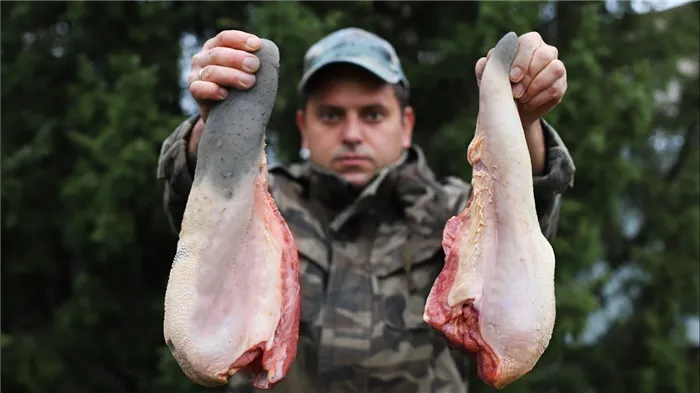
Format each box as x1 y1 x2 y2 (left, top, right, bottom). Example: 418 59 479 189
156 114 576 393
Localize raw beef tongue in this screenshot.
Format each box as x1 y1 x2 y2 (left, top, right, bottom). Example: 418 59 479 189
163 39 301 390
423 31 556 389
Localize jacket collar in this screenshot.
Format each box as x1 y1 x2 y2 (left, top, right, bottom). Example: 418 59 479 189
284 145 452 231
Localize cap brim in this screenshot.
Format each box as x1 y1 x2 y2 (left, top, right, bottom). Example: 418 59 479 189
297 56 404 94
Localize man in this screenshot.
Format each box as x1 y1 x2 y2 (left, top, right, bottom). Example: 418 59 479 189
157 27 576 393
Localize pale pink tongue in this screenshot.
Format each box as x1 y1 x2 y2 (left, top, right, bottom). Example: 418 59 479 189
423 32 557 390
162 39 301 390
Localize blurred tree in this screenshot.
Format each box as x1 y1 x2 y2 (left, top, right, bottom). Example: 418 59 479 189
2 1 697 393
1 2 195 392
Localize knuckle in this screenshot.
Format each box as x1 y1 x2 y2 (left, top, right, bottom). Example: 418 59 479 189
191 51 203 65
549 83 562 97
201 65 213 80
552 60 566 78
534 46 554 63
558 80 568 95
204 34 218 49
207 48 220 63
215 30 229 42
190 83 205 99
550 45 559 59
521 31 542 46
219 30 235 44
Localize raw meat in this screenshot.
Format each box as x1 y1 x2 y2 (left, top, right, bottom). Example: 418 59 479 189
162 39 301 390
423 32 556 390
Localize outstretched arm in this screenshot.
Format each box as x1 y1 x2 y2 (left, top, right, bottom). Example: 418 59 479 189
530 119 576 240
156 114 201 234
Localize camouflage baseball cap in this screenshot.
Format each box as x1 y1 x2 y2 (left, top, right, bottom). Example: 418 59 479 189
298 27 409 93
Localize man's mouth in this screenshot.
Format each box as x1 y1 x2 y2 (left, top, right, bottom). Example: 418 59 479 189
335 154 369 165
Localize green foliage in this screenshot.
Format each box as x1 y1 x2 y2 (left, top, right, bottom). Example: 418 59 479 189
2 1 698 393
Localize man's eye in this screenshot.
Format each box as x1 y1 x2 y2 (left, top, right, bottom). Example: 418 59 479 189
366 111 384 121
320 112 339 121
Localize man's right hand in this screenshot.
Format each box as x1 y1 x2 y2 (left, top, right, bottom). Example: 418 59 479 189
187 30 263 155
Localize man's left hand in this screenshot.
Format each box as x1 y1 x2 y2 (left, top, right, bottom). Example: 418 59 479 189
475 32 567 128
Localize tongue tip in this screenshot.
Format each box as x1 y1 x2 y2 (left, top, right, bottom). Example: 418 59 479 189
492 31 519 73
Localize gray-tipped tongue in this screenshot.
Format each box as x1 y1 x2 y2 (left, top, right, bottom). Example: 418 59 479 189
192 39 281 197
491 32 519 74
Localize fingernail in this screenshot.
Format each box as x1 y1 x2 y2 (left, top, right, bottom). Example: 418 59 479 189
218 88 228 100
242 56 260 72
513 83 524 97
246 36 261 50
238 73 255 89
510 66 521 80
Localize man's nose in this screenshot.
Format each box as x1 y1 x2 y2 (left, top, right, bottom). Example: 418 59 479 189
340 113 364 144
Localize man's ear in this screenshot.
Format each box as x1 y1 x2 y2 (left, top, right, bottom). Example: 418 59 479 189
401 106 415 149
296 109 307 147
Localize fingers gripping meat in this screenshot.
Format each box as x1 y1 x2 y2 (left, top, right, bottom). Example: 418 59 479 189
163 39 301 390
423 32 556 389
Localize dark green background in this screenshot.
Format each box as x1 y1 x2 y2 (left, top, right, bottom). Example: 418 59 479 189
2 2 698 393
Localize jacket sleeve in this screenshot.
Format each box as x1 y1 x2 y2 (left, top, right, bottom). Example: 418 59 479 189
156 114 201 235
532 118 576 241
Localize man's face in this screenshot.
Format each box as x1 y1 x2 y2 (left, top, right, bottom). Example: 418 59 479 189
296 65 415 187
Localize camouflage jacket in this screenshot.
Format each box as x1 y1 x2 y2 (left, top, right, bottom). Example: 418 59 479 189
156 114 576 393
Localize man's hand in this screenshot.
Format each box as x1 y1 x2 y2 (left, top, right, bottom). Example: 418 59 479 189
187 30 263 155
475 32 567 175
475 31 567 128
189 30 263 121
